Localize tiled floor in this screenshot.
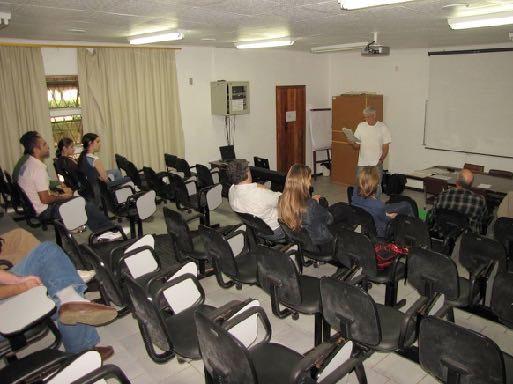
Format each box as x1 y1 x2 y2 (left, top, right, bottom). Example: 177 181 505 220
13 176 513 383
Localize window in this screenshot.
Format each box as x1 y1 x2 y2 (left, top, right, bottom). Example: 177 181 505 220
46 76 82 147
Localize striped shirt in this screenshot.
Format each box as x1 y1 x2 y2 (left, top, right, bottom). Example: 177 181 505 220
433 187 487 233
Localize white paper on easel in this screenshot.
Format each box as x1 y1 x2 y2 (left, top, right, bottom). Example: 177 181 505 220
309 108 332 151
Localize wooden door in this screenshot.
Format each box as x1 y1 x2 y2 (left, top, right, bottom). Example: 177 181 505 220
276 85 306 173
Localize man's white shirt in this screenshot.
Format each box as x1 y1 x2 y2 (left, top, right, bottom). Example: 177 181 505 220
228 183 281 230
354 121 391 166
18 155 50 215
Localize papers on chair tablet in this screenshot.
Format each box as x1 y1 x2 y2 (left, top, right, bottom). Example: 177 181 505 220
342 128 360 143
477 183 492 189
430 174 451 181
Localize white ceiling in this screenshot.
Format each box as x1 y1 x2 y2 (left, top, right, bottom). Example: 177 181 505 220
0 0 513 50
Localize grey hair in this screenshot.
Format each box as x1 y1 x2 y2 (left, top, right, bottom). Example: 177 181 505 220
227 159 249 185
363 106 376 117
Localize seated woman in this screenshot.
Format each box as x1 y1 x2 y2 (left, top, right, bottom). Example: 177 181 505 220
54 137 80 190
278 164 334 253
78 133 129 188
351 166 414 238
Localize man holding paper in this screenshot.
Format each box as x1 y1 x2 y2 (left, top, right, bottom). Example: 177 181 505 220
348 106 391 198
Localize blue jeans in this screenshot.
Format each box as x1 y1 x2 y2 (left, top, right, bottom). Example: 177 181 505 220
9 242 99 353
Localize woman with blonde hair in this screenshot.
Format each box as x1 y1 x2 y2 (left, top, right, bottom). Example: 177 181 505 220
351 166 414 237
278 164 334 251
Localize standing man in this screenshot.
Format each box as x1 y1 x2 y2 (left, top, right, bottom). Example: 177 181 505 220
351 106 391 198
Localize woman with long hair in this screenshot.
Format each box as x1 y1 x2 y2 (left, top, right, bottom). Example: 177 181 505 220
78 133 124 183
278 164 334 251
351 166 414 237
54 137 79 190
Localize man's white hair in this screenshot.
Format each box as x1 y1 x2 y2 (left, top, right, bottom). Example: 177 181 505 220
363 106 376 117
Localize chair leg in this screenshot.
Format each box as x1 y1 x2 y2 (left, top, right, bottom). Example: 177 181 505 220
446 307 455 323
385 281 398 307
137 218 143 238
314 313 323 346
354 363 368 384
129 218 136 239
323 317 332 342
137 321 175 363
212 260 235 289
270 284 295 319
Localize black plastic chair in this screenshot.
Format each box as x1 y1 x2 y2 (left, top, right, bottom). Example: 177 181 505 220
320 277 426 353
164 153 177 172
168 172 222 227
98 180 156 238
419 316 513 384
388 215 430 248
11 181 53 230
235 211 285 248
428 208 469 255
142 166 174 204
195 163 220 190
407 247 484 322
53 157 80 191
491 272 513 329
201 225 257 290
387 194 419 218
123 262 216 362
256 245 328 346
494 217 513 271
195 299 368 384
332 202 378 241
336 228 406 307
175 157 196 180
115 154 146 190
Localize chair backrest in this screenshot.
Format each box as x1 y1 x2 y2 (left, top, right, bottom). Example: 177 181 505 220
346 204 378 240
53 158 80 190
419 316 506 384
424 177 448 196
220 145 235 161
123 158 142 187
256 245 302 305
253 156 269 170
163 207 194 255
13 182 37 218
4 172 22 212
390 215 430 248
494 217 513 259
196 164 214 189
53 220 87 269
122 272 171 352
142 167 161 191
279 219 326 254
491 272 513 329
320 277 381 346
335 228 376 274
98 180 118 212
459 232 506 273
464 163 485 173
429 208 469 235
387 195 419 218
114 154 126 172
195 310 258 384
489 169 513 179
175 158 192 178
201 226 240 278
167 173 192 206
164 153 177 169
407 247 459 300
236 212 274 237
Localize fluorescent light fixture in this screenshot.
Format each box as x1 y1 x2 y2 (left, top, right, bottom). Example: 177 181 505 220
448 11 513 29
311 41 368 53
338 0 415 10
129 32 183 45
235 39 294 49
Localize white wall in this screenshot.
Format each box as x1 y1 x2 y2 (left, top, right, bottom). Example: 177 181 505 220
329 46 513 174
41 46 330 170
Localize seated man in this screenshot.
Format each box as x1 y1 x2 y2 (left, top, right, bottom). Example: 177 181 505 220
16 131 114 232
351 166 414 238
0 238 116 359
431 169 487 233
227 159 285 241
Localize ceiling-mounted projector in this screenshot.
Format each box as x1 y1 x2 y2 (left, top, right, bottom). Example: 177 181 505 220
361 42 390 56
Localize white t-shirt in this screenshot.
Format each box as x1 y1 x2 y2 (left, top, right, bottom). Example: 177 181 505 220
354 121 392 166
228 183 281 230
18 155 50 215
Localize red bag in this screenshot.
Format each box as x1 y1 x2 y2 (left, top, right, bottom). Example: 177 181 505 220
374 243 409 270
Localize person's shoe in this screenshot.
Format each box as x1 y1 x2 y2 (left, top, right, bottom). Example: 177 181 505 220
94 345 114 362
59 301 117 326
77 270 96 284
96 231 123 242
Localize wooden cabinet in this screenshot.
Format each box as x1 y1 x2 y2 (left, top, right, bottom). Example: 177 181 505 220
331 93 383 185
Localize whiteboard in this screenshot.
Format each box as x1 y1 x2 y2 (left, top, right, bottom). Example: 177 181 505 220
309 109 332 151
425 50 513 157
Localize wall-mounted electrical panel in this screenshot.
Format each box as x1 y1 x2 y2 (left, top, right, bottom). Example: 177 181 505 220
211 81 250 115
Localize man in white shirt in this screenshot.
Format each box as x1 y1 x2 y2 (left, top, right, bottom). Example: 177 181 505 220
352 106 391 198
227 160 285 241
17 131 112 231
